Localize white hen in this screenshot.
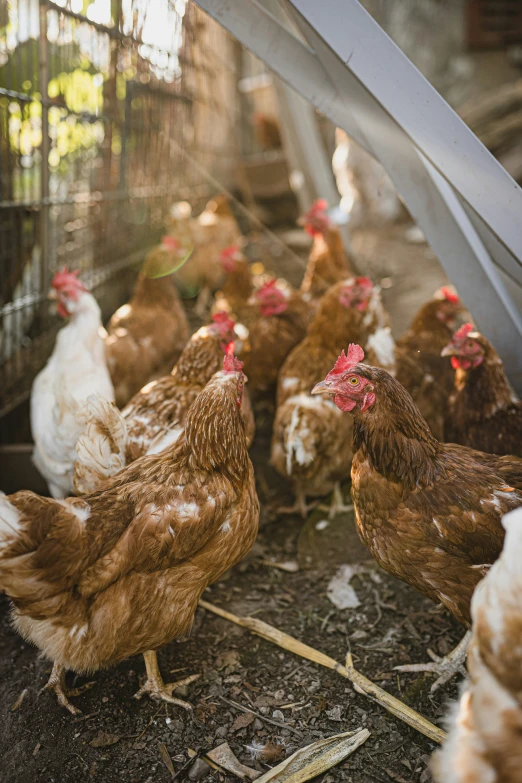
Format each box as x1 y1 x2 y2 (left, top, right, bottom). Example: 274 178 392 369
30 268 114 498
432 506 522 783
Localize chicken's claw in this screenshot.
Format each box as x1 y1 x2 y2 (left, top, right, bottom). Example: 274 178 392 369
278 490 319 519
327 483 353 519
135 651 200 710
394 630 471 692
41 662 95 715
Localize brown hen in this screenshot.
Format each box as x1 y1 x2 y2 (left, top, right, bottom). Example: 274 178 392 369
243 280 313 398
0 353 259 714
313 345 522 689
105 253 189 408
394 286 464 439
442 323 522 457
74 313 255 494
211 246 254 323
271 277 392 517
169 196 242 313
299 199 353 301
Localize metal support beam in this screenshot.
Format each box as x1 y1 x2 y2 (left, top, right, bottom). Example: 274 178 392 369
193 0 522 391
287 9 522 390
288 0 522 262
262 0 351 249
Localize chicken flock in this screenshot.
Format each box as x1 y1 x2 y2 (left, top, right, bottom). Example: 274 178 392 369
1 196 522 780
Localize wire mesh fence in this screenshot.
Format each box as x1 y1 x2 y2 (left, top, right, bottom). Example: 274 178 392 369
0 0 241 433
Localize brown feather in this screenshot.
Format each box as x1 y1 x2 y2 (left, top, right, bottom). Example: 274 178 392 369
445 333 522 456
0 371 259 676
105 272 189 408
349 366 522 626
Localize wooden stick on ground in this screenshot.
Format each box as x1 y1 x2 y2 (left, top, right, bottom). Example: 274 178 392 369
199 599 446 745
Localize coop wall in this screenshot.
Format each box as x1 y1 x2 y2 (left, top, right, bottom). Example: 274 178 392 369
0 0 240 440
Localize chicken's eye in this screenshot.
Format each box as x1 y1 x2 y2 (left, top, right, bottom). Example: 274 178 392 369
467 340 475 350
348 377 359 386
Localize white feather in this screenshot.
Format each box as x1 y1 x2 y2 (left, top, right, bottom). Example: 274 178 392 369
30 291 114 498
74 394 127 494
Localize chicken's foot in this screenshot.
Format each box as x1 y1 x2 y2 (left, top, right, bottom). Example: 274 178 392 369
278 490 318 519
134 650 200 710
394 630 471 692
328 483 354 519
41 662 95 715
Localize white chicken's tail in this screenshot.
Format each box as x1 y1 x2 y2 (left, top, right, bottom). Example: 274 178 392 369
0 492 22 553
73 394 127 494
432 507 522 782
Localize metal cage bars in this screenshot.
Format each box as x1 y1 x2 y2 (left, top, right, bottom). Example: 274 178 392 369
0 0 239 423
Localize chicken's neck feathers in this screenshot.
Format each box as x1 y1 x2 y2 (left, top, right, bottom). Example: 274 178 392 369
55 293 104 358
454 352 518 421
352 375 440 490
405 301 453 348
182 382 249 486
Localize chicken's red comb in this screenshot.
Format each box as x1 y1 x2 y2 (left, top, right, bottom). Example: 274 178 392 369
162 235 180 250
257 279 282 298
441 286 459 304
220 245 241 260
51 267 87 293
453 322 474 342
223 342 244 374
328 344 365 376
212 311 236 330
348 276 373 290
308 198 328 215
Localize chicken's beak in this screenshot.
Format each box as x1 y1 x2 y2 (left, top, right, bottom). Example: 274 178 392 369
311 380 331 395
441 344 457 357
48 289 58 301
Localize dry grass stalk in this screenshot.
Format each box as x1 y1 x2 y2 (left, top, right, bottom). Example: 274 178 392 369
199 599 446 745
255 728 370 783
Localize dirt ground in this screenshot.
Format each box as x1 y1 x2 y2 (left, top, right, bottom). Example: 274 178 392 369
0 224 461 783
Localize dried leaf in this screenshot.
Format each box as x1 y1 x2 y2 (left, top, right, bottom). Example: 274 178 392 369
325 705 344 722
260 559 299 573
207 742 260 780
89 731 120 748
254 729 370 783
327 565 362 610
158 742 175 778
231 712 255 732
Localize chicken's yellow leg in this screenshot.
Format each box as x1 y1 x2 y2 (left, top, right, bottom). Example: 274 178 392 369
134 650 199 710
394 631 471 692
279 488 318 519
328 483 354 519
41 662 95 715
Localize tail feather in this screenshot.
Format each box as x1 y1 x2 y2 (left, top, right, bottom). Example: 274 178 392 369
74 394 127 494
0 491 90 603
